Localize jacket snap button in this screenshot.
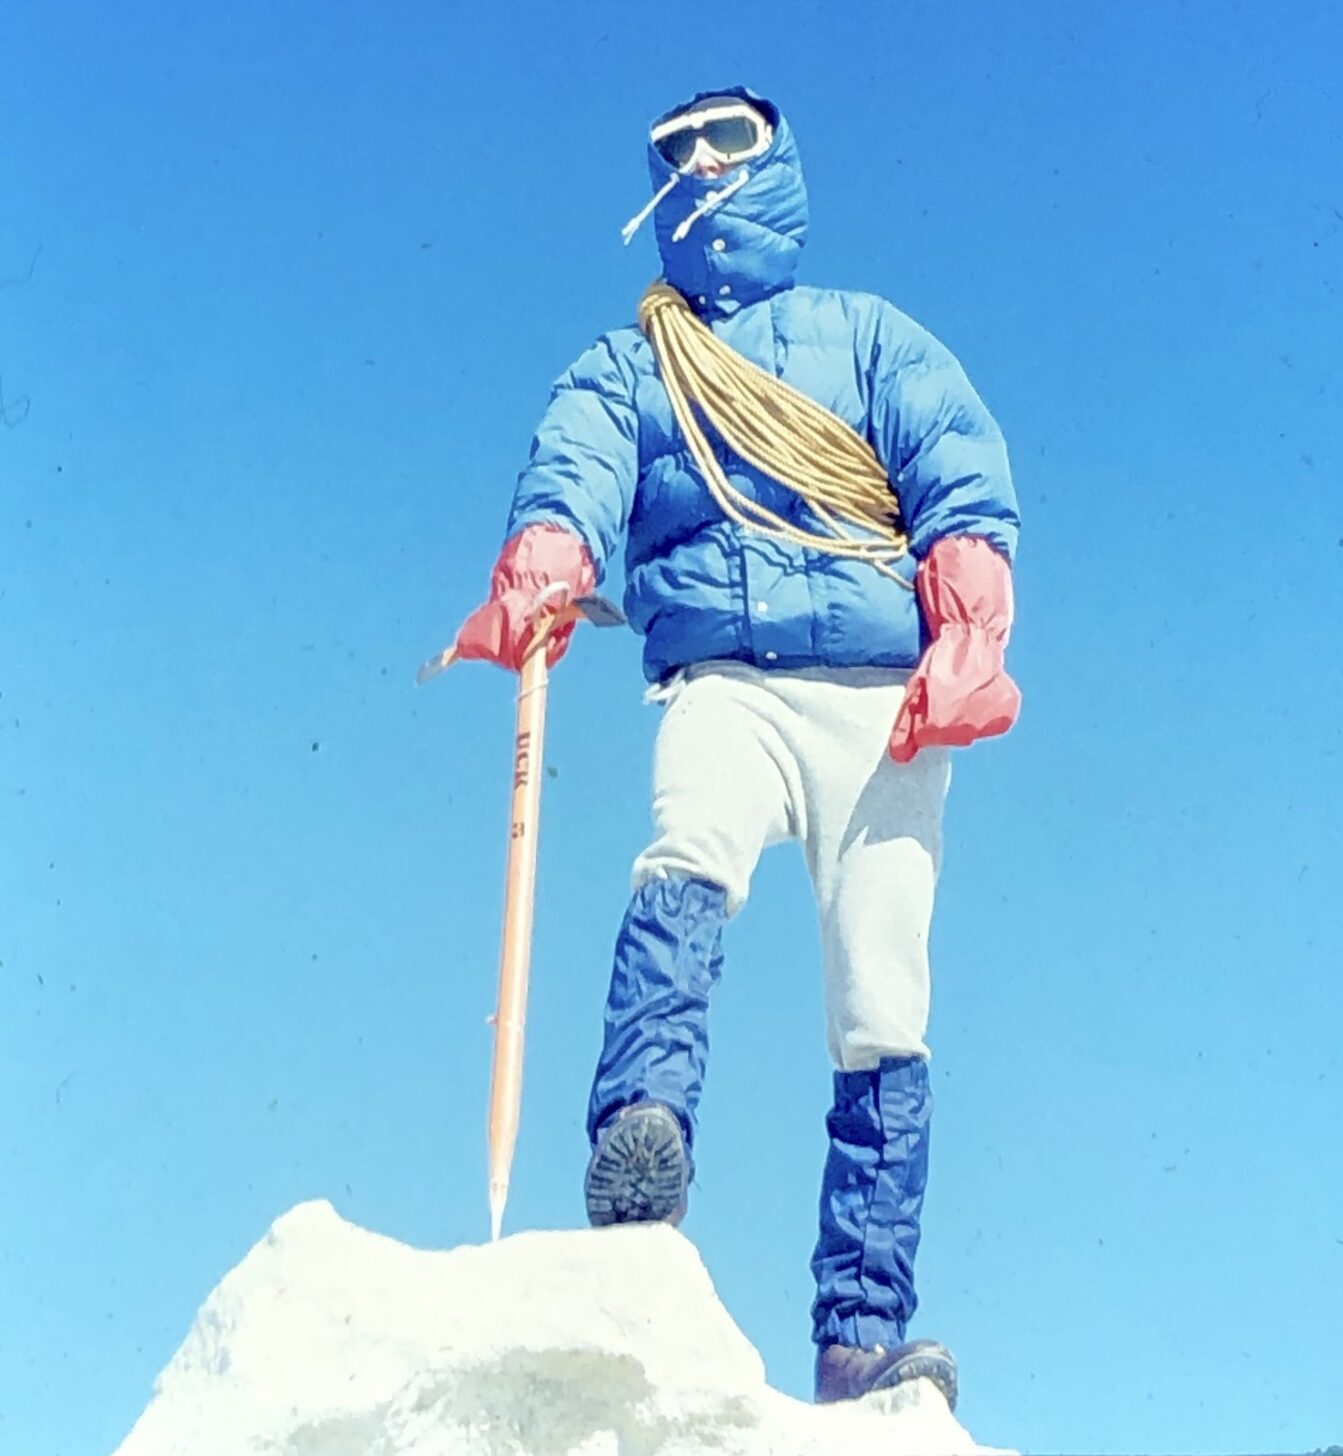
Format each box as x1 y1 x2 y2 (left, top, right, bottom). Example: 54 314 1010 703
719 284 732 296
765 650 778 661
712 238 727 252
756 601 769 614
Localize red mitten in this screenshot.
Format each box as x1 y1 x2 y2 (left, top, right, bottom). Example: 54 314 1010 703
455 524 597 671
889 536 1021 763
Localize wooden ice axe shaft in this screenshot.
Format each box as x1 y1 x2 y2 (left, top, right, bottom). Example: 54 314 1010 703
416 591 625 1241
486 632 549 1240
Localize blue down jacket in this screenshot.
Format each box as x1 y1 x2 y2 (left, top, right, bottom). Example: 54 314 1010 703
507 88 1019 684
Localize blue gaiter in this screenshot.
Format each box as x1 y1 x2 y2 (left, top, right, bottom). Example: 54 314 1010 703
586 876 727 1149
810 1055 932 1349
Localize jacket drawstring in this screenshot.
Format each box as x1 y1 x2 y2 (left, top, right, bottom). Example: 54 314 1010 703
621 175 680 245
671 169 751 243
621 167 753 247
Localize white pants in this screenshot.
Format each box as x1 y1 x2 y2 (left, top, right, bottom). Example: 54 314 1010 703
632 662 951 1070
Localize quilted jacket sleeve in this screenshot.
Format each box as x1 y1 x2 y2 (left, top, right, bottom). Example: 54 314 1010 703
866 302 1019 563
506 333 640 582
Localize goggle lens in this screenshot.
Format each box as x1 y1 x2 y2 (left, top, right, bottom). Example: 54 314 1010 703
654 111 765 169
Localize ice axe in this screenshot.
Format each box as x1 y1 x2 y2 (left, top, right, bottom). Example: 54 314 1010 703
417 590 625 1240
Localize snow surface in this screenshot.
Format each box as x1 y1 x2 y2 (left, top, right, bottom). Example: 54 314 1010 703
112 1200 1009 1456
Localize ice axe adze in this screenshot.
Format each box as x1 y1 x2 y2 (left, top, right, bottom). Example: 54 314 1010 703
416 592 625 1240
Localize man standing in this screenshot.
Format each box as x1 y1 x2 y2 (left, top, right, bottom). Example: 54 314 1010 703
454 87 1020 1408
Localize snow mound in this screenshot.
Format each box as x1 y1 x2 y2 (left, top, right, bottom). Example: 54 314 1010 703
113 1200 1008 1456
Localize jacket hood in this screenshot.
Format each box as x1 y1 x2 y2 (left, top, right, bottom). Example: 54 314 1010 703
645 86 808 316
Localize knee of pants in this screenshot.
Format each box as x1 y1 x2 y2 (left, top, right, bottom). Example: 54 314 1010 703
638 676 793 915
632 758 784 920
631 831 759 917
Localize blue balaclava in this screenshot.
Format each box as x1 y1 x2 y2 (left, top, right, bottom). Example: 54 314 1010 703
624 86 809 316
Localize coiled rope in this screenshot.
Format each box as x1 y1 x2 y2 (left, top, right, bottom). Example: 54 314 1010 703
638 281 912 586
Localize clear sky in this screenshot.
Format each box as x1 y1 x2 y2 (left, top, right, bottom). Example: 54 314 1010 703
2 2 1340 1453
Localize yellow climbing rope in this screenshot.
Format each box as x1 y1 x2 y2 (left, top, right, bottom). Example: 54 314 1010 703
637 281 912 586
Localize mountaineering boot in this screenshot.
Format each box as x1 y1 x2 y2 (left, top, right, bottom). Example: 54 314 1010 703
815 1338 959 1410
584 1101 692 1226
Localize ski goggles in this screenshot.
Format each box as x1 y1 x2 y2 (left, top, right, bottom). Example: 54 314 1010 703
651 100 771 171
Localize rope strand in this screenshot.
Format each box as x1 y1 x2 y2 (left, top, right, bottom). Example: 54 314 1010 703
637 281 913 586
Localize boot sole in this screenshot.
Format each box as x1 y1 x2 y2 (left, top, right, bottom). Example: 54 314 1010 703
584 1105 689 1227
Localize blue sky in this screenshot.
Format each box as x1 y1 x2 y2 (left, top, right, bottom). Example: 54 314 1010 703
2 1 1340 1452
